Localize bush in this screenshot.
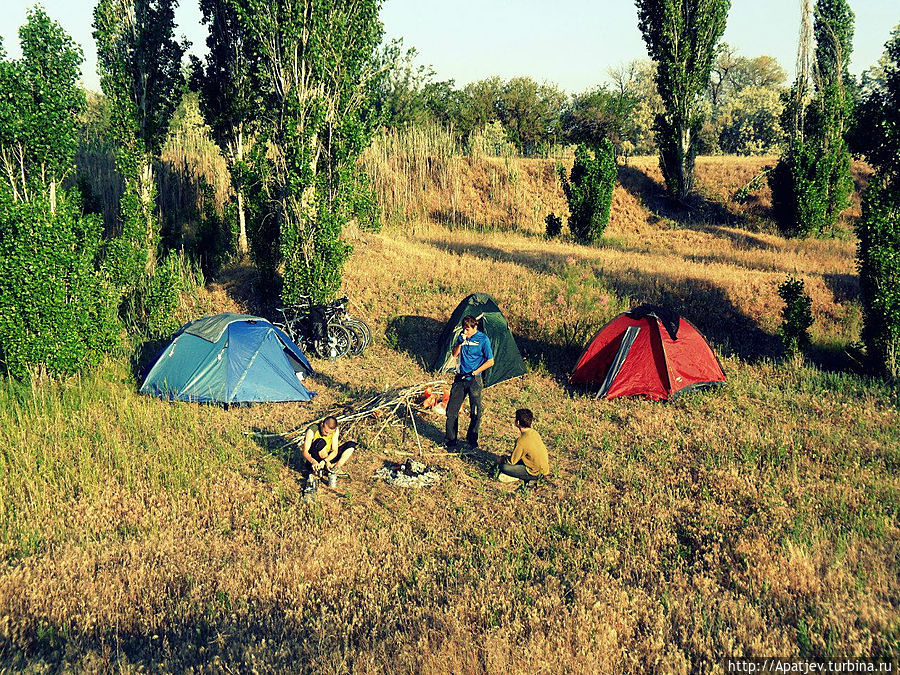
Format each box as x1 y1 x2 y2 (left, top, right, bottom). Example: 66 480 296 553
545 213 562 238
777 276 814 357
768 141 829 238
857 176 900 379
121 251 201 340
0 196 120 378
558 141 617 245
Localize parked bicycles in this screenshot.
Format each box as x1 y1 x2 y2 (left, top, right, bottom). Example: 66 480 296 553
273 295 371 359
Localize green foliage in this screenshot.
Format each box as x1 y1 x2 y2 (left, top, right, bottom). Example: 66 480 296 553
121 252 199 340
347 168 381 232
93 0 188 160
374 41 459 131
495 77 566 157
458 77 504 141
190 0 261 256
778 276 814 357
0 8 85 205
855 27 900 379
561 86 639 154
772 0 854 237
716 85 786 155
635 0 731 200
0 195 119 378
768 140 831 237
853 24 900 176
558 141 617 245
93 0 188 333
708 45 786 105
235 0 383 305
545 213 562 239
857 177 900 379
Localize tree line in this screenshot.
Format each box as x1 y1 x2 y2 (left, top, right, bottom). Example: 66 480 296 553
374 41 789 160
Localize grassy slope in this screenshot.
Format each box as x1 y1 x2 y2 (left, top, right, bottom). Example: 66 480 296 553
1 156 898 673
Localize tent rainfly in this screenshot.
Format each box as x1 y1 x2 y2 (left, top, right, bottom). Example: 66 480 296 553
570 305 725 401
140 313 315 405
431 293 526 388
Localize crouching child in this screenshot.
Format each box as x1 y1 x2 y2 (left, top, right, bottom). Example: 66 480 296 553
302 416 357 476
495 408 549 483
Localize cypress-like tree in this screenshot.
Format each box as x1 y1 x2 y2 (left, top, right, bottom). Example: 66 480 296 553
635 0 731 201
234 0 383 304
769 0 854 237
856 26 900 378
190 0 261 256
93 0 187 286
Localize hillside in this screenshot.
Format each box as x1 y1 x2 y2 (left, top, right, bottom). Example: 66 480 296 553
1 154 898 673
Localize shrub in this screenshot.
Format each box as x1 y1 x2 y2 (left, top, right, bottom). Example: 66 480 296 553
558 141 617 245
545 213 562 239
768 141 829 238
778 276 814 357
121 251 202 340
857 176 900 379
0 196 119 378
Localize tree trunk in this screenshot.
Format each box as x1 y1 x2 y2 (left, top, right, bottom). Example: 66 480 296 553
140 159 156 272
678 124 694 200
49 180 57 215
235 132 248 256
236 189 248 255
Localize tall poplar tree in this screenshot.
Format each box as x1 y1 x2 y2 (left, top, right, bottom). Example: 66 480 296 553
769 0 854 237
191 0 260 255
856 26 900 378
635 0 731 200
0 8 85 212
93 0 187 287
235 0 383 304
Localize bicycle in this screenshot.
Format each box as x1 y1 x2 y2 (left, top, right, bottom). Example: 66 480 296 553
328 296 371 356
274 295 371 359
274 303 352 360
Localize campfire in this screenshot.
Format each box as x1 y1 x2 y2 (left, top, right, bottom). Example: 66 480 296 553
374 459 450 488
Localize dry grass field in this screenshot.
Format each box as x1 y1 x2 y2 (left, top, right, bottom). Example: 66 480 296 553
1 141 898 673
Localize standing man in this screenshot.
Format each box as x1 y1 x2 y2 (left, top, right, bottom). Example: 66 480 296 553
444 315 494 451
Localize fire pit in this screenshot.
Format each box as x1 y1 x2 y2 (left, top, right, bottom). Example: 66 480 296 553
374 459 450 488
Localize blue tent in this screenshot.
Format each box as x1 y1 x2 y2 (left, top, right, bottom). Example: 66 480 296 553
140 313 315 405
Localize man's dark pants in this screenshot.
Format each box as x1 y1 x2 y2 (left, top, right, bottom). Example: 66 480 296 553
445 374 483 447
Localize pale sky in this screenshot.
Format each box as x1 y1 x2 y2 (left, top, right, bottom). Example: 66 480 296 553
1 0 897 94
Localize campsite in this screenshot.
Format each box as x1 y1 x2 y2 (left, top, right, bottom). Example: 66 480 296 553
1 0 900 672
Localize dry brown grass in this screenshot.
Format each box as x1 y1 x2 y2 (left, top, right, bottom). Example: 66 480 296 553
1 150 898 673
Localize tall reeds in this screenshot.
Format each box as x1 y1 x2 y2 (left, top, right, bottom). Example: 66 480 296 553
360 123 569 233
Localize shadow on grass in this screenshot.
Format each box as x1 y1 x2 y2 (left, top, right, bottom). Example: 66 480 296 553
0 602 392 673
130 337 169 383
421 238 781 364
386 315 444 370
428 209 543 238
211 262 270 317
618 165 780 249
823 272 859 304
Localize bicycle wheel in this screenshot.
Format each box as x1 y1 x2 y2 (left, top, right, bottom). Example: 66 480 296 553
344 320 368 356
345 317 371 350
318 322 352 359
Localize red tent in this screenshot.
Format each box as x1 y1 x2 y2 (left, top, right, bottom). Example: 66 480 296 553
570 306 726 401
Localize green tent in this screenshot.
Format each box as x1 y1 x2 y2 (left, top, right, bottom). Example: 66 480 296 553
431 293 526 388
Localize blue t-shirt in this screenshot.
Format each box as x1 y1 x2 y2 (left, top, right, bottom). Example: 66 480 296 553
456 330 493 374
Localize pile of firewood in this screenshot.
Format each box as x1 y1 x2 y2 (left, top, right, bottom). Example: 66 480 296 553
268 380 449 456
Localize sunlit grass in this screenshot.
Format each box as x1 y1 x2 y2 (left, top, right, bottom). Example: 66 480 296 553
1 148 897 671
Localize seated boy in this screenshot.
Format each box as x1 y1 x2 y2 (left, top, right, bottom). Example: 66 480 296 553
302 416 357 475
495 408 549 483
